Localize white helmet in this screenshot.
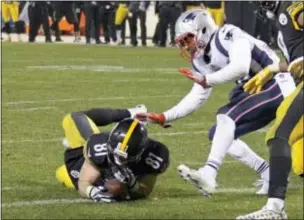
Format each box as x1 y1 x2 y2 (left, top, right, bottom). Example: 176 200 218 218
175 9 218 61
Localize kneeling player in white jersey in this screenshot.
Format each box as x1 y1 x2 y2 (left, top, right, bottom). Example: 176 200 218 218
135 9 296 196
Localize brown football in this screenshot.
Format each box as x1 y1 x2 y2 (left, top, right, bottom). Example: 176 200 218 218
104 179 128 197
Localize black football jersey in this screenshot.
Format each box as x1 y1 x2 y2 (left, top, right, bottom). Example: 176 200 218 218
276 1 303 62
85 133 170 180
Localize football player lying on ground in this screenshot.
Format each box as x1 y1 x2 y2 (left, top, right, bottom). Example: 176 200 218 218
135 9 296 196
55 105 170 202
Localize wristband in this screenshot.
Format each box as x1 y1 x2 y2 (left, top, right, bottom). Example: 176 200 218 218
86 186 94 198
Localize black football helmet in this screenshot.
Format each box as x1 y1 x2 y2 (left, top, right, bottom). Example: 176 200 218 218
259 1 280 12
107 118 148 166
257 1 280 22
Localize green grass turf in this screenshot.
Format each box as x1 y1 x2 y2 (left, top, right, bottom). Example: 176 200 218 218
1 43 303 219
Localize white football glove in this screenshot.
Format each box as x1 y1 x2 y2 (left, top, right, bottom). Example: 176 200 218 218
88 186 116 203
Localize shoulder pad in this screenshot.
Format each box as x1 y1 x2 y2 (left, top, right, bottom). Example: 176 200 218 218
84 133 109 168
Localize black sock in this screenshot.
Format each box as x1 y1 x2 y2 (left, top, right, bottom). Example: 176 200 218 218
268 138 291 200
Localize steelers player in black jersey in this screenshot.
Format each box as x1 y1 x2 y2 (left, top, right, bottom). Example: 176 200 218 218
55 106 169 202
238 1 303 219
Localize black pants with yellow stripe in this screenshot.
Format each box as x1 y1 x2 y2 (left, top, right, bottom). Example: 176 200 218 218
56 108 131 189
266 82 303 176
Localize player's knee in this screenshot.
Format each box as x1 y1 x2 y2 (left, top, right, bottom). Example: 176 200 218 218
268 138 291 158
55 165 75 189
216 114 236 131
73 23 79 32
208 125 216 141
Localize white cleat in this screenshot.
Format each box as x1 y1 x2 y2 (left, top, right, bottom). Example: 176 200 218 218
177 164 216 197
236 206 288 219
128 104 148 118
254 179 269 195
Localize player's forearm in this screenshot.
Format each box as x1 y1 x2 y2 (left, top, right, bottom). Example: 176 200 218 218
163 84 212 122
80 108 130 126
78 160 102 198
78 180 94 198
206 38 251 86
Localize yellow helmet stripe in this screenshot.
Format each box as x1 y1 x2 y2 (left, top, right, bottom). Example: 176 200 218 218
119 120 139 152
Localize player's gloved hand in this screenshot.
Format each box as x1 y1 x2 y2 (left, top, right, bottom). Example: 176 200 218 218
135 113 169 128
87 186 116 203
288 57 304 81
113 166 136 188
243 67 274 94
179 68 210 88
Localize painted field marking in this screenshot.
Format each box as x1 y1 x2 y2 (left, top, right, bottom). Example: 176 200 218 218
3 94 182 106
2 185 302 208
1 130 208 144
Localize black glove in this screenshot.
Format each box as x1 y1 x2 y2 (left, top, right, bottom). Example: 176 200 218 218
112 166 136 188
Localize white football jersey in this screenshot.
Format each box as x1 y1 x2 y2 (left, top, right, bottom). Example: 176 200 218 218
208 24 280 84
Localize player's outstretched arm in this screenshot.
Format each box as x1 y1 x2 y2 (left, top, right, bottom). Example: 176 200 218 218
135 83 212 126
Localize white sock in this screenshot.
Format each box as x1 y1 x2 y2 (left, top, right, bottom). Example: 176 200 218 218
203 114 236 179
116 30 121 42
227 139 269 181
266 198 285 212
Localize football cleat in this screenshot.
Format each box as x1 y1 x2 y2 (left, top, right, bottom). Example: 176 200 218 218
128 104 148 119
254 179 269 195
177 164 216 196
236 206 288 219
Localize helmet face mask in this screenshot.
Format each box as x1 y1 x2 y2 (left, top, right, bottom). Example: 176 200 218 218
106 119 148 167
176 33 198 62
175 9 218 62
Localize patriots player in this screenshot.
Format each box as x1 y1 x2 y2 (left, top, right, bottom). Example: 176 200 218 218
135 9 296 196
56 106 169 202
237 1 303 219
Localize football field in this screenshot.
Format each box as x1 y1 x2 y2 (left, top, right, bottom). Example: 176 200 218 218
1 43 303 219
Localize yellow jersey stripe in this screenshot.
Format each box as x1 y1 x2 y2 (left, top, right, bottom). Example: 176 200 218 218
119 120 139 152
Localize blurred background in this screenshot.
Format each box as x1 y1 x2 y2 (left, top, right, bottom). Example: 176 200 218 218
1 1 277 48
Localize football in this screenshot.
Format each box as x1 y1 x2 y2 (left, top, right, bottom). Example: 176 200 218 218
104 179 128 197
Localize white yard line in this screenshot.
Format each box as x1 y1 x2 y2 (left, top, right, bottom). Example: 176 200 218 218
3 94 181 106
1 130 208 144
2 185 302 208
1 198 91 208
7 107 57 112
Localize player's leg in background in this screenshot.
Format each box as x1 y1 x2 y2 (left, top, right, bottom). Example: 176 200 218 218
129 11 138 47
28 3 42 43
114 4 129 44
10 1 22 42
101 9 110 43
264 83 303 215
84 2 93 44
66 2 81 42
40 3 52 43
2 2 12 42
52 3 64 42
139 10 147 46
